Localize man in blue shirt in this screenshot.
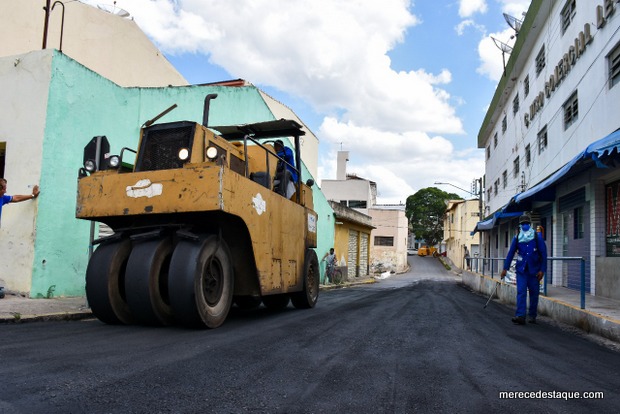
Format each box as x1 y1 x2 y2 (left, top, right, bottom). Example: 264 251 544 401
0 178 40 223
274 140 298 183
500 214 547 325
273 140 298 199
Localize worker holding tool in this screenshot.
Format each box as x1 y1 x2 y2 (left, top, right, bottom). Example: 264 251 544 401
500 214 547 325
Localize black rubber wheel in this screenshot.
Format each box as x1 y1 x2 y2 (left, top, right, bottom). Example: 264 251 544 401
291 249 320 309
125 237 174 326
234 295 262 310
168 235 234 328
85 239 133 325
262 294 290 310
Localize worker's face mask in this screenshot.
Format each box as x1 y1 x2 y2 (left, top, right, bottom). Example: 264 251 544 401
521 223 531 232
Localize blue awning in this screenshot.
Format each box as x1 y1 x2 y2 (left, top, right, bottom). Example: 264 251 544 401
507 129 620 210
471 211 522 235
471 128 620 233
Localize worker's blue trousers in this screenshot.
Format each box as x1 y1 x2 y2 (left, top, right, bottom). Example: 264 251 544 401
516 270 540 318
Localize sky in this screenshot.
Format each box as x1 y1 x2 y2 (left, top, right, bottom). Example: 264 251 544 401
83 0 532 203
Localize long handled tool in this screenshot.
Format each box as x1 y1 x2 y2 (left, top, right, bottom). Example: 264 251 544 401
484 281 500 308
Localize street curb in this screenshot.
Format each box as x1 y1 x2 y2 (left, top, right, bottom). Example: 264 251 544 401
0 311 94 324
320 278 377 291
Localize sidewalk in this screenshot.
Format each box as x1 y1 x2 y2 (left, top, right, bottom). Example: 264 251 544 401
461 270 620 343
0 277 377 324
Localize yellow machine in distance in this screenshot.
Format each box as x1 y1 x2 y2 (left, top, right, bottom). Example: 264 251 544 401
76 96 319 328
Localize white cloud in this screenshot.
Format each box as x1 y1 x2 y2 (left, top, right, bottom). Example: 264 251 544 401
84 0 463 136
318 118 484 203
455 19 486 36
459 0 488 18
81 0 482 203
475 0 531 82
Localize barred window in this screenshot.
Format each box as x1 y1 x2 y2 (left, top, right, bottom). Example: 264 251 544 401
536 45 545 77
609 41 620 88
525 144 531 166
486 146 491 160
374 236 394 246
494 132 498 148
502 116 507 134
513 94 520 115
494 179 499 196
538 125 548 154
563 91 578 129
502 170 508 189
524 75 530 97
574 206 584 239
513 156 520 178
561 0 576 35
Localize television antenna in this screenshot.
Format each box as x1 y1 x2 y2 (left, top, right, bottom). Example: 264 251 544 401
97 1 130 18
491 36 513 76
503 13 523 38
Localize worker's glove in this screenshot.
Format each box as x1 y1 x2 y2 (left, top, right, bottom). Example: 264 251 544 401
500 269 507 279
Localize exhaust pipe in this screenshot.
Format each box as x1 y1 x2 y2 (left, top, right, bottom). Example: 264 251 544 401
202 94 218 127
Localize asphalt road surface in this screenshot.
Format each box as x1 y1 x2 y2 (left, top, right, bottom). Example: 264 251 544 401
1 255 619 413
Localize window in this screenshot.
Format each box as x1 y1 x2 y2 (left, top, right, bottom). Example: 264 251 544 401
339 200 347 206
525 144 531 166
536 45 545 76
502 170 508 189
493 132 498 148
486 146 491 160
609 41 620 88
538 125 548 154
374 236 394 246
513 156 520 178
487 188 492 201
512 94 519 115
563 91 578 129
502 116 507 134
494 179 499 196
561 0 576 35
574 206 584 239
524 75 530 97
348 200 367 208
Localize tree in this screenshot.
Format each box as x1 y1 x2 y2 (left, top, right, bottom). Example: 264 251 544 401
406 187 461 247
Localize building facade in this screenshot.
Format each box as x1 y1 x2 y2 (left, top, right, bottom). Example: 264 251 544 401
443 199 481 271
0 2 333 297
321 151 408 273
477 0 620 300
327 201 374 281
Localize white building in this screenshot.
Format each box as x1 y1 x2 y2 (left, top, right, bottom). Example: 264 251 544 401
321 151 408 273
477 0 620 300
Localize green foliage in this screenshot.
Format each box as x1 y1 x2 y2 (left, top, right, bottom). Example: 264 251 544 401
406 187 461 246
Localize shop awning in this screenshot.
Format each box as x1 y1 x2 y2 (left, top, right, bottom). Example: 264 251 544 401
507 129 620 210
471 211 522 235
471 129 620 234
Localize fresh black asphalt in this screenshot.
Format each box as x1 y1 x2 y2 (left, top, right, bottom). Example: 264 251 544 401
0 255 618 413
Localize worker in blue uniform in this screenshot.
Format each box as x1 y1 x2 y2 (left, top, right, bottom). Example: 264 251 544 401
273 140 298 199
500 214 547 325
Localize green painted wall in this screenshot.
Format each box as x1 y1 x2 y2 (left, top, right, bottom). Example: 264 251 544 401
31 51 334 297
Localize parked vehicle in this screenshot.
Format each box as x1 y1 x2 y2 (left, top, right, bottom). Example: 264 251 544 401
417 246 437 257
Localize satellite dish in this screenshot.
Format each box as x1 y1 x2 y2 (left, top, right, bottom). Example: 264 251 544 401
491 36 513 53
97 2 130 18
491 36 513 76
503 13 523 35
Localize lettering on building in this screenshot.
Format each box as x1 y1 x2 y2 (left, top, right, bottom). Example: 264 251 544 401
524 23 592 128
